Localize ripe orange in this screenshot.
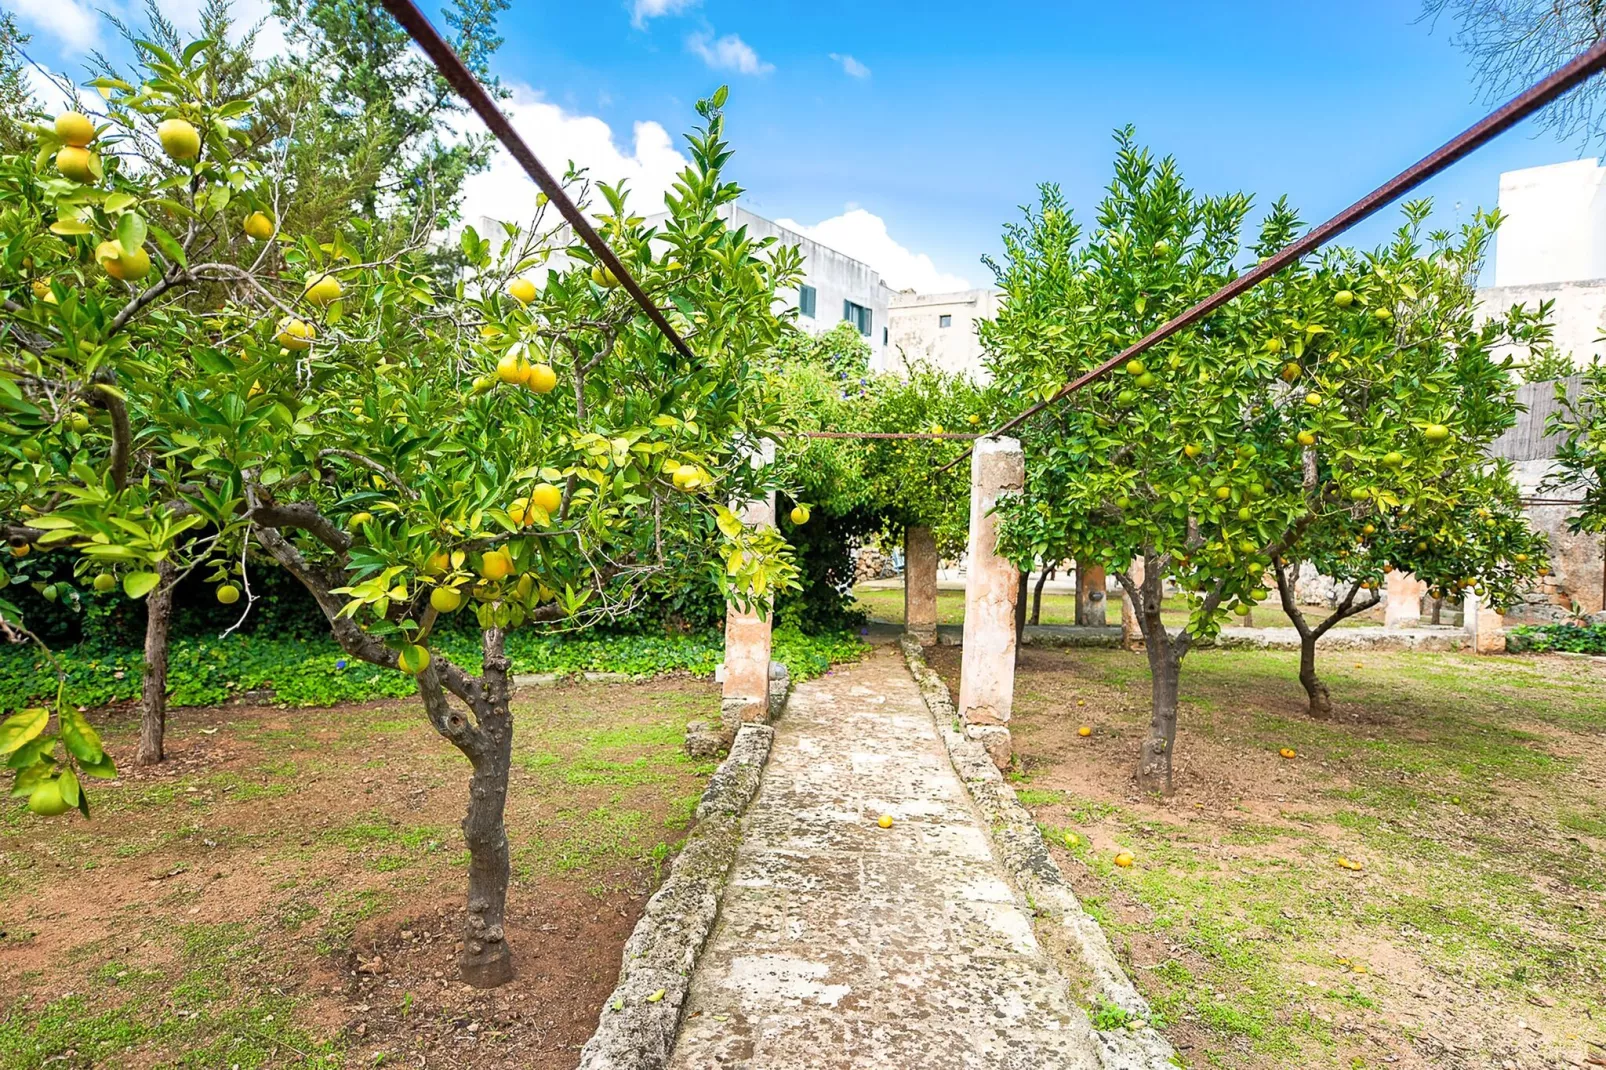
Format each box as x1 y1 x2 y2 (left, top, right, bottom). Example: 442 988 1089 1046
1114 851 1135 868
877 815 893 829
1279 747 1296 760
1077 725 1092 737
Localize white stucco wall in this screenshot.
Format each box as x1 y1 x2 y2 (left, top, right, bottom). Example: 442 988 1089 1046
887 289 1001 382
1493 159 1606 287
1476 278 1606 367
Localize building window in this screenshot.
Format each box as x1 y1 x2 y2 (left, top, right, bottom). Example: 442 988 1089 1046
938 314 953 328
844 299 871 336
882 326 888 345
798 284 816 318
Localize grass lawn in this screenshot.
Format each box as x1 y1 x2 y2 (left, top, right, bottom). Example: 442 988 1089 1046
928 644 1604 1070
0 677 726 1069
853 584 1383 631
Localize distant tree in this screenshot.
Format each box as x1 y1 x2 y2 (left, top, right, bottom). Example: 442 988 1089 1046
1422 0 1606 144
0 12 39 155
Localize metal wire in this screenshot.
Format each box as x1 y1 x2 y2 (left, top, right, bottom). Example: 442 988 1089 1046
378 0 696 362
938 38 1606 474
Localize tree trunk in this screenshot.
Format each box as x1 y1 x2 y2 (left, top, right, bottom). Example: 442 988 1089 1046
1014 568 1030 664
1136 636 1180 795
1031 566 1051 626
1430 597 1443 625
1299 634 1333 718
136 560 176 766
456 629 516 988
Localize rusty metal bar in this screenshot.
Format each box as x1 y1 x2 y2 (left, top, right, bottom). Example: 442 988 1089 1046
940 38 1606 474
378 0 696 362
797 431 980 440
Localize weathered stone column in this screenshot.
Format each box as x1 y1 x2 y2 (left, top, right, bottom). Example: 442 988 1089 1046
1463 590 1506 655
721 445 777 731
1121 556 1145 650
904 525 938 645
1384 570 1427 629
1076 562 1107 626
958 437 1024 769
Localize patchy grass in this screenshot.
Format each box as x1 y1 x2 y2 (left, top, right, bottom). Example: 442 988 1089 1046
928 643 1606 1070
0 675 728 1069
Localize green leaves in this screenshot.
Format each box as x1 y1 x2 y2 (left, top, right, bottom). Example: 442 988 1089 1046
116 211 148 257
0 706 49 756
122 572 161 599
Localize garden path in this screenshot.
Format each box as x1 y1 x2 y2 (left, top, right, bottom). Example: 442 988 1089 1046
667 646 1101 1069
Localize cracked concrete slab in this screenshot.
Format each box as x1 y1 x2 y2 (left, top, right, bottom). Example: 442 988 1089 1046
668 648 1102 1070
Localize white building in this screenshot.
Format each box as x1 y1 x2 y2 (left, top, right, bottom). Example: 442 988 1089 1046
886 289 1000 382
1478 158 1606 366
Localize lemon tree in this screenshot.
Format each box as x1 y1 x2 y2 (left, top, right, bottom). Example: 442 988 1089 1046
1246 204 1551 714
1 53 798 989
987 134 1276 794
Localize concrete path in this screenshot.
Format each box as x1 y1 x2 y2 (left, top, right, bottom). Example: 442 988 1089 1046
667 647 1102 1070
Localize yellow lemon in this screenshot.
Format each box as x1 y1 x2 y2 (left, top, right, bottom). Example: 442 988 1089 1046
157 118 201 162
525 363 557 393
1114 852 1135 868
529 483 562 516
507 277 537 303
496 351 529 385
303 272 342 306
398 644 431 674
97 242 152 282
216 584 241 605
479 548 514 581
275 317 316 350
591 263 620 288
243 211 275 240
430 586 463 613
55 111 96 147
790 505 810 525
877 815 893 829
55 145 94 183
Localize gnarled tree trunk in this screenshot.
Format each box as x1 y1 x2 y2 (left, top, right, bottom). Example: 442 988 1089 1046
136 559 177 766
1298 637 1332 718
1273 561 1378 720
1119 553 1210 796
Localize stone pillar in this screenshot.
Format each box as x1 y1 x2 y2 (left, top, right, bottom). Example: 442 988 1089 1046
904 525 938 645
1121 556 1145 650
722 446 777 731
1384 570 1427 629
1076 562 1108 626
958 437 1024 769
1463 591 1507 655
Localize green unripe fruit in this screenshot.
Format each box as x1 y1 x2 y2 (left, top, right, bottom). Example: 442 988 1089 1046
398 644 431 674
93 572 116 593
1126 359 1146 376
1334 290 1355 308
216 584 241 605
1215 486 1231 500
67 412 90 433
28 780 71 816
1423 424 1450 442
42 584 59 602
1382 451 1404 467
1135 372 1156 389
1117 389 1137 405
1350 488 1369 501
430 586 463 613
1238 507 1251 521
1373 307 1392 322
1115 496 1132 509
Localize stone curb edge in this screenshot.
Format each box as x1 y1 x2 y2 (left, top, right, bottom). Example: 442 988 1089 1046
897 635 1178 1070
575 717 777 1070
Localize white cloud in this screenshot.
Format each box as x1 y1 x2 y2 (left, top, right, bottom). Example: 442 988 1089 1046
776 209 971 293
9 0 102 52
686 32 772 75
457 84 689 229
829 53 870 79
630 0 698 29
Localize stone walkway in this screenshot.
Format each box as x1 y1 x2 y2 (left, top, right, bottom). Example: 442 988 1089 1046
667 646 1102 1070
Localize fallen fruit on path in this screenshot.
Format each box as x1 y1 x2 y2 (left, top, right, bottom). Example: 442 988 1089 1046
27 780 71 817
157 118 201 161
55 111 96 147
507 277 537 304
55 145 95 183
398 644 431 675
1078 725 1092 737
1064 833 1079 847
303 272 342 306
275 317 315 350
1114 851 1135 868
1336 856 1363 871
1279 747 1296 759
877 815 893 829
216 584 240 605
430 586 463 613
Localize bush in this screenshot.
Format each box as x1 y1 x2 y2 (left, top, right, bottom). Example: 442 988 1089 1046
0 627 867 713
1506 622 1606 654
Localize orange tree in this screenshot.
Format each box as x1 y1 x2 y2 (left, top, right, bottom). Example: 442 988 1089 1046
0 61 797 988
1241 203 1551 715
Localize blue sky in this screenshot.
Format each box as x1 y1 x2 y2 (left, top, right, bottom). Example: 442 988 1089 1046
11 0 1599 290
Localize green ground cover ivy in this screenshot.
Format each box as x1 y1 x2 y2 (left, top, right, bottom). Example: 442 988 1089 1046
1506 622 1606 655
0 627 866 712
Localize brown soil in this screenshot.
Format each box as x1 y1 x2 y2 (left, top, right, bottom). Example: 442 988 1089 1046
927 643 1606 1070
0 676 719 1068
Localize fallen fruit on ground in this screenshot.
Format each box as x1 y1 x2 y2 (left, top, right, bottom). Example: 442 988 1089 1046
877 815 893 829
1114 851 1135 868
1280 747 1296 759
1078 725 1092 737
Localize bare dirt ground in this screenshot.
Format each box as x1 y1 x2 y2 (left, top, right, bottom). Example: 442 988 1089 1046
929 643 1605 1070
0 677 719 1068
